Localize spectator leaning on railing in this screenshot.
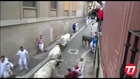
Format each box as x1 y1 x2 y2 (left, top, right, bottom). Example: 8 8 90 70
97 8 104 22
97 8 104 32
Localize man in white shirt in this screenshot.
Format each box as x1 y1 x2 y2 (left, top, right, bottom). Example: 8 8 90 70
0 56 14 78
16 46 29 71
75 22 79 31
102 1 105 8
90 23 94 36
86 16 89 26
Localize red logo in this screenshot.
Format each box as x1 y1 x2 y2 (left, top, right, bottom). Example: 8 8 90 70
124 63 137 76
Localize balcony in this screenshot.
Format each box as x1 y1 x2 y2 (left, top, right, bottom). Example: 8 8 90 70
120 30 140 78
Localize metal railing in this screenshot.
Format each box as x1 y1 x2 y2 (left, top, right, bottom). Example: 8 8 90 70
120 30 140 78
93 20 101 78
93 19 103 78
92 36 99 78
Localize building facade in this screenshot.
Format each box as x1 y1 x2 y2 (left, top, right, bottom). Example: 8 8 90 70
98 1 140 78
0 1 88 64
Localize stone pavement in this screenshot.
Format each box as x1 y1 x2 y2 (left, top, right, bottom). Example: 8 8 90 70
83 51 96 78
82 22 98 78
10 22 86 77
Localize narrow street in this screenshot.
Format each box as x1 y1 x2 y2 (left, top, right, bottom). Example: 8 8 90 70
83 51 96 78
57 22 98 76
28 21 98 78
11 20 98 78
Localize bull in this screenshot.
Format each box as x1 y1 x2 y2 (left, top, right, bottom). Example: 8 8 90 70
47 43 65 68
33 59 61 78
58 33 73 47
82 35 93 47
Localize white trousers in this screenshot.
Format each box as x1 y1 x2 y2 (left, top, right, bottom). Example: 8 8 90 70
0 70 9 78
86 20 89 25
19 58 28 70
0 64 13 78
90 42 96 52
90 29 94 35
76 25 79 31
39 44 44 52
89 19 91 23
94 17 97 22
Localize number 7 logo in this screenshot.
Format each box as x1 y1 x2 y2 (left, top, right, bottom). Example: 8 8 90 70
124 63 137 76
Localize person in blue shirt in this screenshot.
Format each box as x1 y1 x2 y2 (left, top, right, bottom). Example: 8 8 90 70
72 23 76 33
90 35 98 52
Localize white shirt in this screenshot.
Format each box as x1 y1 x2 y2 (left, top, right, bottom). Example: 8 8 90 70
16 49 28 59
90 25 94 30
75 23 78 27
38 38 44 44
86 17 88 20
0 60 10 73
102 1 106 8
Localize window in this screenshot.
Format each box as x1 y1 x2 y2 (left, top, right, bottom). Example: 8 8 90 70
73 2 77 12
64 1 70 11
22 1 37 18
23 1 37 7
50 1 57 10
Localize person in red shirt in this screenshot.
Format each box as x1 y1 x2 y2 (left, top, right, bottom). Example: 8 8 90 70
97 8 104 32
97 8 104 22
72 65 83 78
64 68 78 78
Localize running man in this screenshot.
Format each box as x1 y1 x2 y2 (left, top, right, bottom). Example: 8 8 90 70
16 46 29 71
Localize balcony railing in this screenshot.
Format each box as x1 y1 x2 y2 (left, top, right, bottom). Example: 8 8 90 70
120 30 140 78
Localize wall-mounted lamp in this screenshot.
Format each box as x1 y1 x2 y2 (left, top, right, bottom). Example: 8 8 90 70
88 1 93 7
